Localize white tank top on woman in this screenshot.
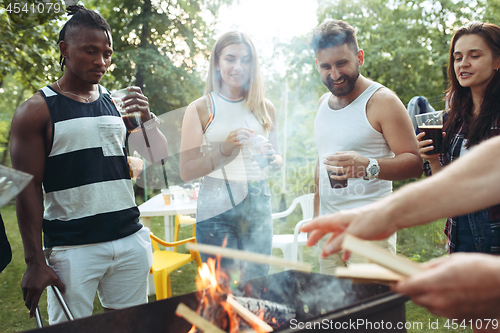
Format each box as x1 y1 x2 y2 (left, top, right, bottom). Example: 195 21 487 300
203 92 268 182
314 82 395 215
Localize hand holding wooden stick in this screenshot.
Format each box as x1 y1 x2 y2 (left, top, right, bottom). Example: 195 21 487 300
185 243 312 273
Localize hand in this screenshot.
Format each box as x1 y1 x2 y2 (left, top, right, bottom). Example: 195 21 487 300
127 156 143 178
122 86 152 123
300 201 397 259
323 151 369 180
221 128 254 155
393 253 500 321
21 261 65 318
416 132 445 161
263 142 277 164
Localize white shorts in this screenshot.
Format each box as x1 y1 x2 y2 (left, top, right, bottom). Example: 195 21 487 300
45 227 153 325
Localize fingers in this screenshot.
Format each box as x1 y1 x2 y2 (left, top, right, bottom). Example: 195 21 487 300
122 89 150 117
419 145 435 154
236 127 254 135
305 229 328 247
416 132 426 141
392 267 439 297
323 152 350 162
322 152 367 178
266 154 277 163
263 143 276 156
227 128 254 144
417 134 440 158
322 232 346 257
263 142 273 149
24 287 42 318
300 214 344 233
325 165 364 180
29 291 43 318
301 214 348 249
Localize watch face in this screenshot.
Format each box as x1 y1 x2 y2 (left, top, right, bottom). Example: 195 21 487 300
369 165 379 175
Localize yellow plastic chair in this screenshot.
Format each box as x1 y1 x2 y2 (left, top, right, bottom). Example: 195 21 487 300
149 232 202 300
173 215 196 252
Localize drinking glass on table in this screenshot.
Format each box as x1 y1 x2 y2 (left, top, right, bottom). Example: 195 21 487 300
161 188 171 206
111 88 142 132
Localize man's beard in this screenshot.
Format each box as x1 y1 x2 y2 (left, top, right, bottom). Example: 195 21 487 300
324 68 360 97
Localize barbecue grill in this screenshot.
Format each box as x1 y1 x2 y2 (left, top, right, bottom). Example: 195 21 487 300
27 270 407 333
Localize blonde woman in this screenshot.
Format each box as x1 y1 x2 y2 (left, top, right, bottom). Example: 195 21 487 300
180 31 282 281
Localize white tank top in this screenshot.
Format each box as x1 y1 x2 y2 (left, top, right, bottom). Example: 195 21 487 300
314 82 395 215
203 92 268 181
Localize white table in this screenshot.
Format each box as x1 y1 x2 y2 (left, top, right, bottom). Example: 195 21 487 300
138 193 197 246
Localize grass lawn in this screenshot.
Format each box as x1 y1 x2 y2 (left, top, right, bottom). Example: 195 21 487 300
0 202 473 332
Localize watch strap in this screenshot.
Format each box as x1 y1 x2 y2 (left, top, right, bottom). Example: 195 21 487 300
363 158 380 180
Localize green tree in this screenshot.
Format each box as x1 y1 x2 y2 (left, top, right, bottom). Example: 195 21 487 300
316 0 482 107
0 0 64 90
480 0 500 24
0 0 65 166
264 0 493 198
89 0 232 115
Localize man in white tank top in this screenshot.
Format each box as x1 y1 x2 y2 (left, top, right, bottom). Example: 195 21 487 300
308 20 423 273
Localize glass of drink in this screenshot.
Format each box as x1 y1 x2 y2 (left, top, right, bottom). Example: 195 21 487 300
322 153 348 188
247 135 273 169
111 88 142 132
161 188 171 205
415 111 444 155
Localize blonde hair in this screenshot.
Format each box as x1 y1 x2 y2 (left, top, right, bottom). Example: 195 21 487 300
205 31 272 131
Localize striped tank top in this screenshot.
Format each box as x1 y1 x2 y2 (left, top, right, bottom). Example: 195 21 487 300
40 85 141 248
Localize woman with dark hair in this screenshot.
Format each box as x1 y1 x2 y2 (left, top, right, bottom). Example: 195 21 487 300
179 31 282 281
419 22 500 255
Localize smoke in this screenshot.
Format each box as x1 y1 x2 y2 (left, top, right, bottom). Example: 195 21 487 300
234 270 392 322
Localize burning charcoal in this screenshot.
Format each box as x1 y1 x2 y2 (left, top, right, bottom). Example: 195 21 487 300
233 296 296 328
193 289 240 333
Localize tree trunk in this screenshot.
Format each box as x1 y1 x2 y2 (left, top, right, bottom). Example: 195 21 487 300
135 0 152 91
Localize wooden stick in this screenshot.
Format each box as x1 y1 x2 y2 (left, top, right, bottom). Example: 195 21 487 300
186 243 312 273
175 303 226 333
226 296 273 332
335 263 405 284
342 235 426 277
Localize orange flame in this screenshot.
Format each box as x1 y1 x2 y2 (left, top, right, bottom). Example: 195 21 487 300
190 238 266 333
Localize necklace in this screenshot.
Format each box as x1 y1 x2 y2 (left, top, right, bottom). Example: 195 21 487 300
56 80 98 103
218 93 245 102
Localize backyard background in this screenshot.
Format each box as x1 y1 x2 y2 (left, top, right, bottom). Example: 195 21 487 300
2 0 500 332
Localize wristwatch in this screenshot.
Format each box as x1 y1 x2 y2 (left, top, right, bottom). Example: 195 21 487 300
363 158 380 180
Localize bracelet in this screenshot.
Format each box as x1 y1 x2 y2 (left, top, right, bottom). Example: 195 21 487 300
219 144 230 157
142 112 160 131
